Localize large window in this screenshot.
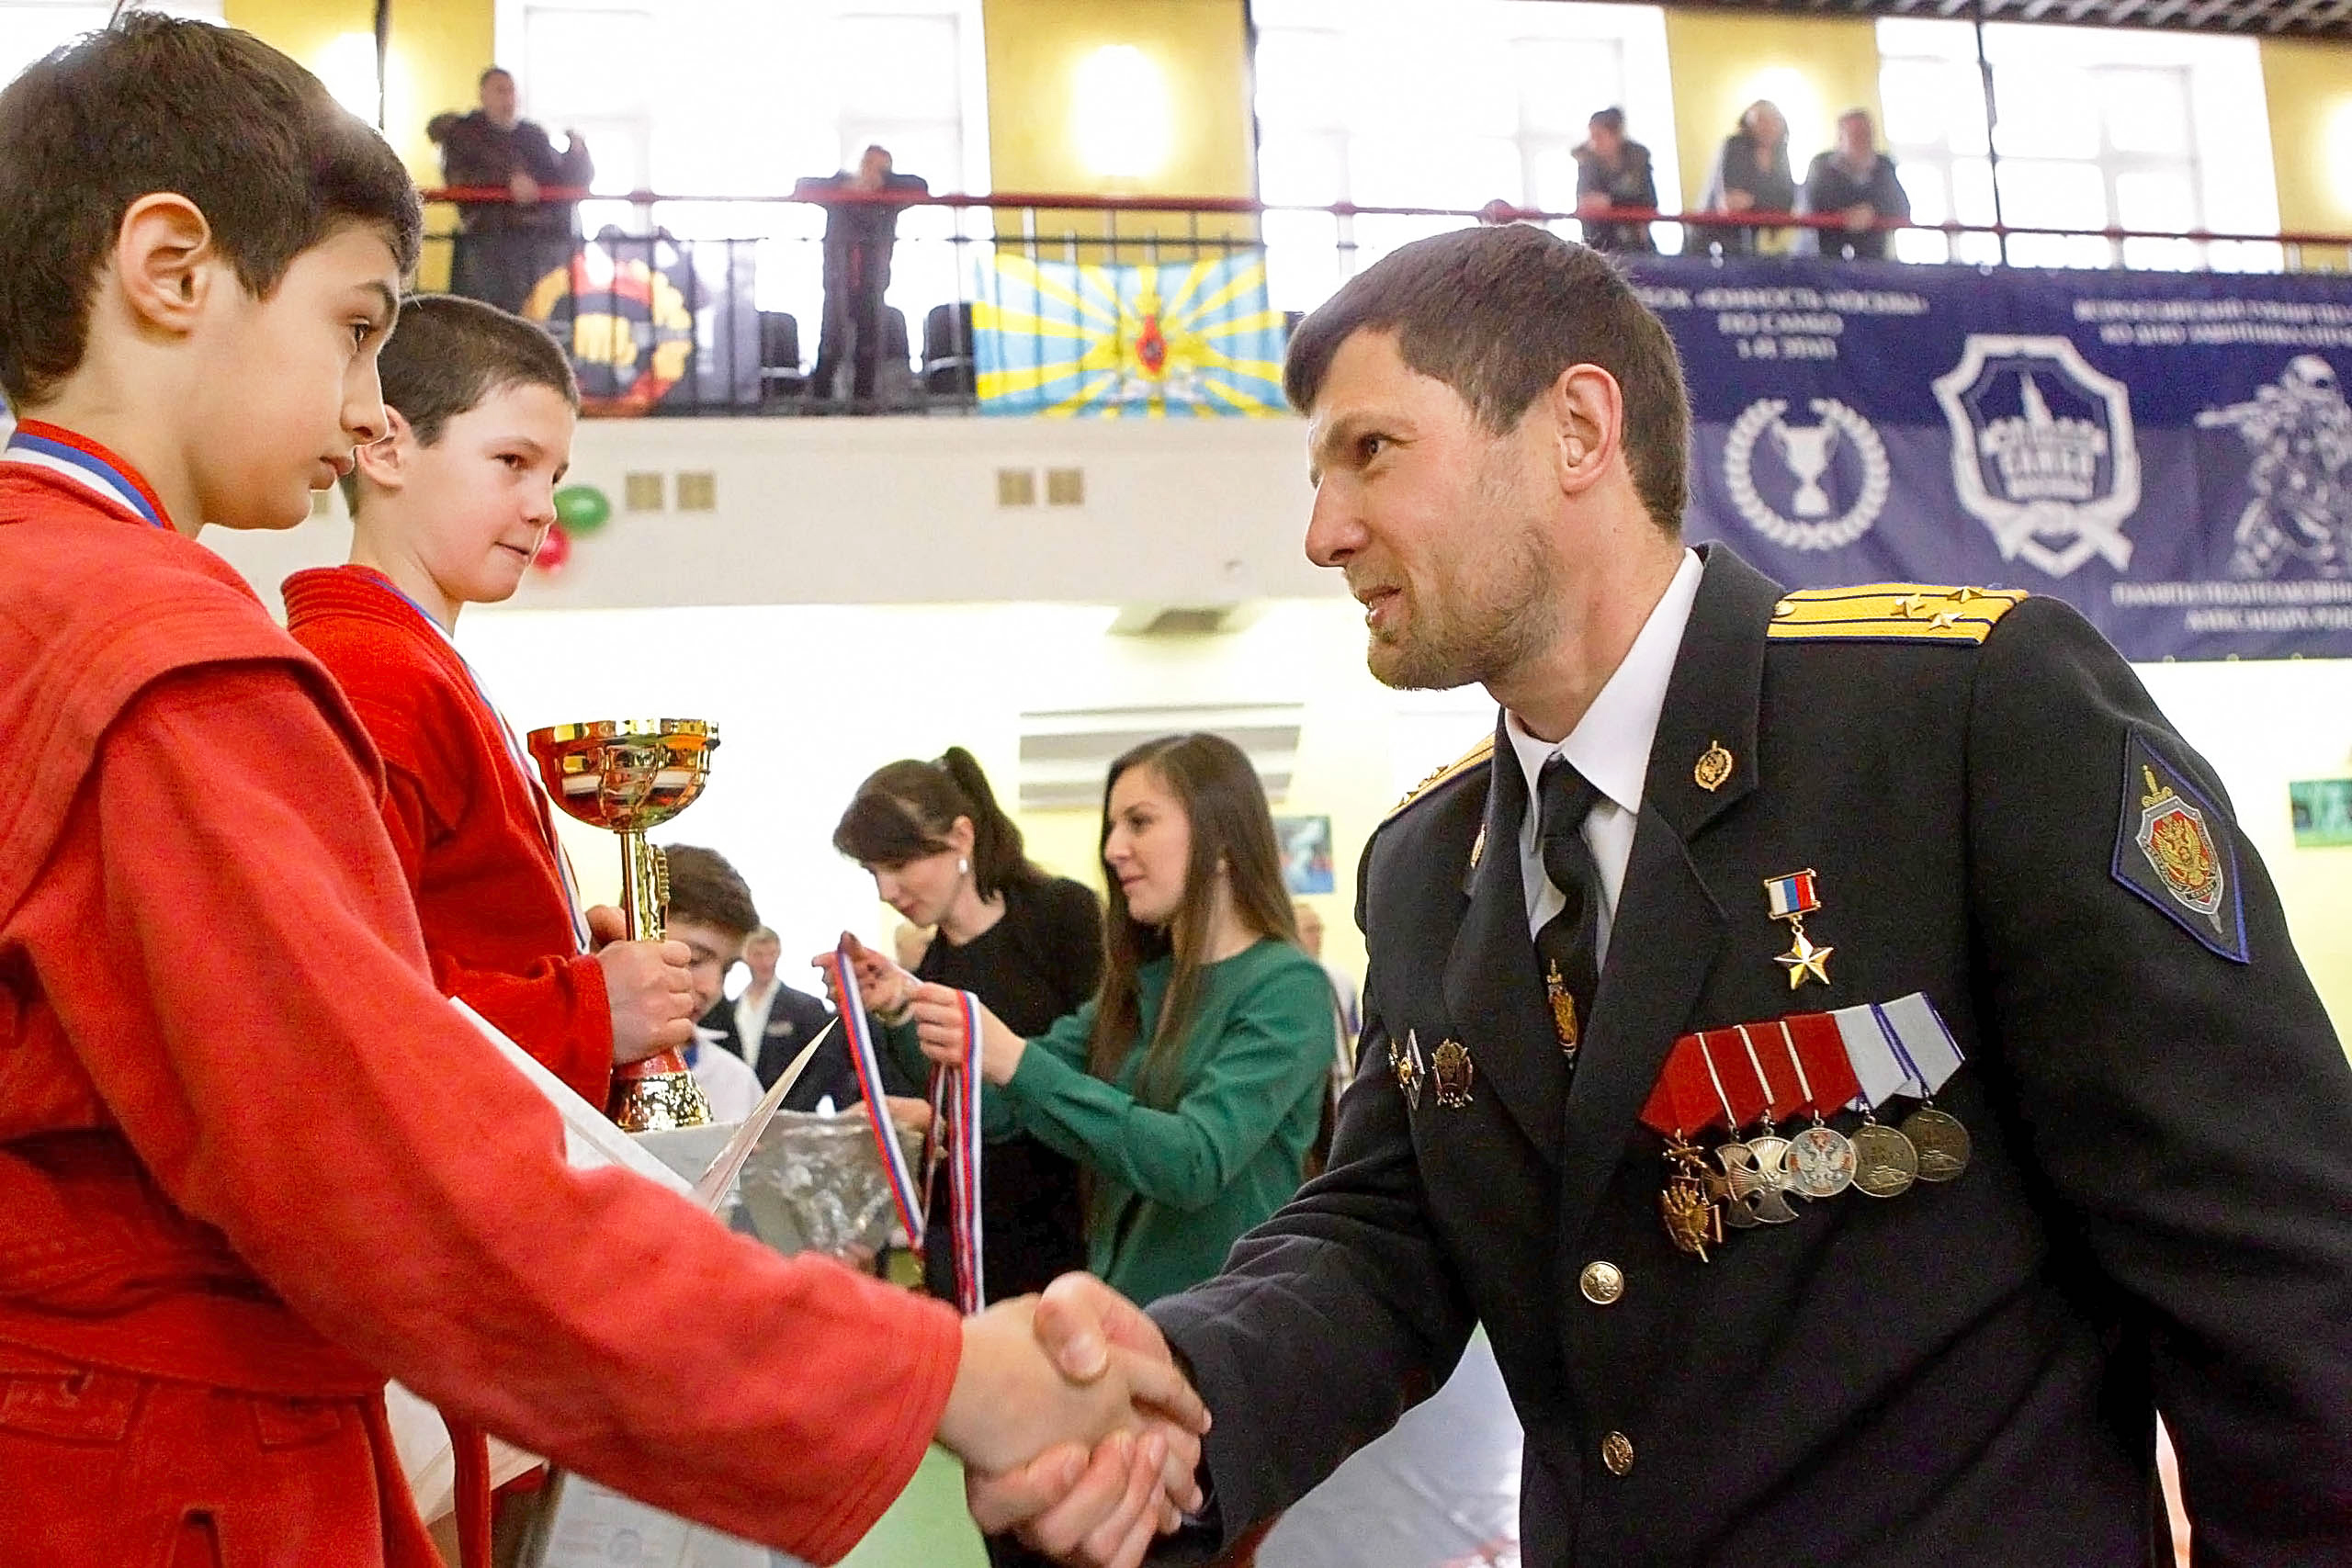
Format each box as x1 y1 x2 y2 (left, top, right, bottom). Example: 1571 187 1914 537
496 0 989 317
1876 18 2281 271
0 0 222 85
1252 0 1679 310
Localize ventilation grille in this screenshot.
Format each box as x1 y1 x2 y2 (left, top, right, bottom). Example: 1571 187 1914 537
1018 703 1304 811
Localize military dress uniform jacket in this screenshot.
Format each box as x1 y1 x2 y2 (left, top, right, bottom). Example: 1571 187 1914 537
1150 545 2352 1566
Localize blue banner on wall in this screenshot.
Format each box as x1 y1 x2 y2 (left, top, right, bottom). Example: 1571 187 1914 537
1617 257 2352 661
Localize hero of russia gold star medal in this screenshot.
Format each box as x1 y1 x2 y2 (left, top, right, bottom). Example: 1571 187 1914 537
1763 868 1834 990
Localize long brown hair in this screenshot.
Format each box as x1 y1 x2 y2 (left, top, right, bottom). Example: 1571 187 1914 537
1088 734 1298 1106
831 746 1046 901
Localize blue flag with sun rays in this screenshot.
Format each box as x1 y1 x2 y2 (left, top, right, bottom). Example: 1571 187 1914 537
972 252 1288 417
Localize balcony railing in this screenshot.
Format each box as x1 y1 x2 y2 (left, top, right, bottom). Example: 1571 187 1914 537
415 186 2352 418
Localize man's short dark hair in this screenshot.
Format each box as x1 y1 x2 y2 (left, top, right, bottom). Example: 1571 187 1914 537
1589 107 1626 133
480 66 512 87
662 845 760 940
0 14 424 408
341 294 578 512
1283 223 1690 534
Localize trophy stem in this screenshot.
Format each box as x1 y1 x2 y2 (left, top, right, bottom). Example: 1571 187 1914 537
607 830 711 1130
619 830 665 942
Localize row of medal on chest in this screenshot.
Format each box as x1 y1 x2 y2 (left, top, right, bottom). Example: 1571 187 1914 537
1638 997 1975 1261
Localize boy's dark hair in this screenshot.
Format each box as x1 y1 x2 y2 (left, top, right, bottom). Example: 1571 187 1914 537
1283 223 1690 535
339 294 578 512
0 14 424 408
662 845 760 941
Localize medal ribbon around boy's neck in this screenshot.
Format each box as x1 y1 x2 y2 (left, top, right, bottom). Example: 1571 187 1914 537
4 419 173 529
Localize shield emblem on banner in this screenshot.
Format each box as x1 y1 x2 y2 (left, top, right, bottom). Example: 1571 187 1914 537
1933 334 2141 578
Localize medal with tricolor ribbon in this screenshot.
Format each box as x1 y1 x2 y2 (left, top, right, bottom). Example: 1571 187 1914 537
921 989 987 1314
815 944 928 1247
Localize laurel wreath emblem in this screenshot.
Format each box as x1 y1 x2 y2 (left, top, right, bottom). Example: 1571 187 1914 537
1723 397 1892 552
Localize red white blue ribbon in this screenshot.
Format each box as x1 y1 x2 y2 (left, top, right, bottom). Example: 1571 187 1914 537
927 990 985 1314
5 419 170 528
817 945 927 1246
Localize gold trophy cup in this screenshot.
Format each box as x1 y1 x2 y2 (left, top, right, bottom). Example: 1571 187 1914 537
526 718 721 1132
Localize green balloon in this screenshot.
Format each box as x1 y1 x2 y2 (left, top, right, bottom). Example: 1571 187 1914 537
554 484 612 534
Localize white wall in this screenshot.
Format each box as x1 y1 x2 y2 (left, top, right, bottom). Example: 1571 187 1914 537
206 416 2352 1043
212 413 1328 618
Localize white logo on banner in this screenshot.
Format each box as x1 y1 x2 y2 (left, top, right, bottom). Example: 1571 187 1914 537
1934 334 2140 579
1723 398 1890 552
2197 355 2352 581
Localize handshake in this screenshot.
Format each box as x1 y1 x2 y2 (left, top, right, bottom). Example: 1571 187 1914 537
938 1272 1211 1568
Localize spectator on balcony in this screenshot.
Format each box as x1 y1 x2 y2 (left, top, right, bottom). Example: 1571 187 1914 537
796 145 929 409
430 66 592 315
1699 99 1795 256
1573 107 1657 255
1799 108 1912 262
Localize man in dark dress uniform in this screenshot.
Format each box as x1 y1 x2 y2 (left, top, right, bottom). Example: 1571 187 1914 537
973 223 2352 1565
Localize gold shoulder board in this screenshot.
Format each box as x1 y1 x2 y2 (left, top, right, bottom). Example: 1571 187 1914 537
1768 583 2027 646
1387 735 1495 820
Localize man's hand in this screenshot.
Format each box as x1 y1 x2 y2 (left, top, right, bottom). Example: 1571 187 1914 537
913 986 1025 1085
970 1436 1180 1568
1724 187 1758 213
1842 201 1874 232
509 168 542 205
595 934 697 1064
815 931 917 1021
961 1274 1210 1562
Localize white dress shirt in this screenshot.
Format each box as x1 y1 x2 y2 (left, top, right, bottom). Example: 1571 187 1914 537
733 979 779 1077
687 1023 763 1123
1504 548 1703 970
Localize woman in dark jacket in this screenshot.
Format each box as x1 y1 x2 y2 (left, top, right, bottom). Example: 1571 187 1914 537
832 748 1101 1303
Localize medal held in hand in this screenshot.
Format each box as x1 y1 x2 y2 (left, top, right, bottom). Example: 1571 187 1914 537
527 718 720 1132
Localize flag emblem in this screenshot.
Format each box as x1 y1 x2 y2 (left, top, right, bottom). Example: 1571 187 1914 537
973 253 1287 417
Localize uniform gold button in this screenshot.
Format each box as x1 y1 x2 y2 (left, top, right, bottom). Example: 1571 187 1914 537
1601 1430 1634 1476
1578 1260 1624 1305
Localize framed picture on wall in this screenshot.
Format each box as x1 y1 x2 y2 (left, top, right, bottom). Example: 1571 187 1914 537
1274 815 1335 897
2289 779 2352 848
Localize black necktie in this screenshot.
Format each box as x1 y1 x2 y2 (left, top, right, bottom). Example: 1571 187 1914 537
1534 756 1604 1068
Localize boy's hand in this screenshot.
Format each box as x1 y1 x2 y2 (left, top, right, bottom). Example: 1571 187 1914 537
597 938 697 1064
936 1294 1209 1479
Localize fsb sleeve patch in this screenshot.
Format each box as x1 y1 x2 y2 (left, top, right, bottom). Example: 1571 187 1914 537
2111 728 2249 964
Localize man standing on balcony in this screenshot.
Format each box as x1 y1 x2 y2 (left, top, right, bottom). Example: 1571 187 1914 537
797 145 929 410
1573 107 1657 255
431 66 594 314
1799 108 1911 262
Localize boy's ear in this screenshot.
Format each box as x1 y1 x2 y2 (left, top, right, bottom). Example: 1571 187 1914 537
352 406 417 494
113 195 220 334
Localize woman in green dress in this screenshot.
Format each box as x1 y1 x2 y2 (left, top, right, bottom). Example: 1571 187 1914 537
844 732 1337 1306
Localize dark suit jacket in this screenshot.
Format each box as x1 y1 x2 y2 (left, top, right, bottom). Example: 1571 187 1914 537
1152 545 2352 1565
702 984 855 1113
